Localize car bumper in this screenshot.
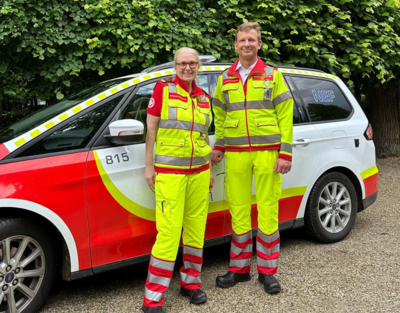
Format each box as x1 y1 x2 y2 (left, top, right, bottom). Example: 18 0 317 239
361 192 378 211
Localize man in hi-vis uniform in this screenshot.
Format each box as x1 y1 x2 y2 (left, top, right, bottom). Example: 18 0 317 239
211 22 293 294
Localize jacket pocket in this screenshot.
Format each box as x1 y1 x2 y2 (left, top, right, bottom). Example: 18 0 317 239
254 117 277 127
252 80 266 89
168 101 188 109
157 137 185 159
222 84 239 92
224 119 240 128
196 140 212 162
197 106 210 115
197 140 208 148
159 137 185 147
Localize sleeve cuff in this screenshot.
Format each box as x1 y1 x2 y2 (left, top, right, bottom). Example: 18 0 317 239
213 145 225 152
278 153 292 162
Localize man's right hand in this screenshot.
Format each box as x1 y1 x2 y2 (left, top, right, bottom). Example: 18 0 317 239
211 150 225 166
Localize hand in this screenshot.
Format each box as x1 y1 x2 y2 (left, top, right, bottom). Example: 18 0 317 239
209 171 215 192
274 159 292 174
145 165 156 188
211 150 224 166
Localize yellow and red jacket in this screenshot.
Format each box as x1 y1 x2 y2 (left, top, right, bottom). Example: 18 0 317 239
154 77 212 174
212 58 293 161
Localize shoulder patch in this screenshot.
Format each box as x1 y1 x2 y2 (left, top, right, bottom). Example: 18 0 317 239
148 97 155 108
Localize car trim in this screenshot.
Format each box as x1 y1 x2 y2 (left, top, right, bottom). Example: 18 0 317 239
362 192 378 211
1 92 129 164
0 198 79 272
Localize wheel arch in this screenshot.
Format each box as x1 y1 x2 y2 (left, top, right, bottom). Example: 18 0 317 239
297 164 364 220
324 166 363 212
0 199 79 274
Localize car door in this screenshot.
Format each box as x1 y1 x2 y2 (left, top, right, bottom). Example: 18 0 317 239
0 93 125 272
85 74 226 270
280 75 325 224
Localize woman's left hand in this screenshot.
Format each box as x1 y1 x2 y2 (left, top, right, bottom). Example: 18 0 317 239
209 171 215 192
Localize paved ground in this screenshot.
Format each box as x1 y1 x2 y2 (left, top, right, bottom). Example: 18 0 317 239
40 157 400 313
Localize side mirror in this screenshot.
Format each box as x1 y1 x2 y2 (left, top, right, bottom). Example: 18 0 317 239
105 119 145 145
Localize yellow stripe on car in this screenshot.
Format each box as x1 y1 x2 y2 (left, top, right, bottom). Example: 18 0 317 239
281 186 307 199
360 165 379 180
72 106 82 113
93 150 157 221
15 138 26 147
59 113 69 121
45 121 55 129
30 129 41 138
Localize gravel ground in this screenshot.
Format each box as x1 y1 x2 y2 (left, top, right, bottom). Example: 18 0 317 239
40 157 400 313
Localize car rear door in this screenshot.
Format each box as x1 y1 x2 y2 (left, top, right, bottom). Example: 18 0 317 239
277 74 325 226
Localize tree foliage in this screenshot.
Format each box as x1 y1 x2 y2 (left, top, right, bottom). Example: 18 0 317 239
0 0 231 101
1 0 400 155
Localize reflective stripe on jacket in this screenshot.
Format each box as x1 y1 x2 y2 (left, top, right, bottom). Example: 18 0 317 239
154 79 212 174
212 58 293 161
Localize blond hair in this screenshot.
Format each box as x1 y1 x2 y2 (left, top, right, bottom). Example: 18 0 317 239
236 22 262 41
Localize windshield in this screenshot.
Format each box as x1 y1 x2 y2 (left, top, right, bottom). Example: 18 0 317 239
0 78 131 144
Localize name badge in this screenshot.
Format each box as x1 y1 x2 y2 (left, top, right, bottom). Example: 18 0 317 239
263 81 274 101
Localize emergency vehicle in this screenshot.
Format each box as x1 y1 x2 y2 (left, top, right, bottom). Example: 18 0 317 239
0 56 378 313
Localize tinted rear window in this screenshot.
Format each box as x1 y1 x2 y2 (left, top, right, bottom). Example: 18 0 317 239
292 77 352 122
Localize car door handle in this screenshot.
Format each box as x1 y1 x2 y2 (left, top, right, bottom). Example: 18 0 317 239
293 139 311 146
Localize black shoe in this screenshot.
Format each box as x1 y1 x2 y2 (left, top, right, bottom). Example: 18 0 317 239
258 274 281 294
141 305 165 313
216 271 251 288
180 287 207 304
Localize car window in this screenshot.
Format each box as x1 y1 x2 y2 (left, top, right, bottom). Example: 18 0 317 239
0 79 131 144
18 95 123 157
207 74 222 135
292 77 352 122
209 74 219 98
120 83 156 141
283 76 302 125
195 75 209 93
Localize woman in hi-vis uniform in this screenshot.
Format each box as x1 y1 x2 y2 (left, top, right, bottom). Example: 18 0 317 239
142 47 214 313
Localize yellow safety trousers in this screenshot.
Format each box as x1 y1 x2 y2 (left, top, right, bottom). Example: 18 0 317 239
151 170 210 261
225 150 282 235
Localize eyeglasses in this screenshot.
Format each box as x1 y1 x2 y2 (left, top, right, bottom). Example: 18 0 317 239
176 62 198 69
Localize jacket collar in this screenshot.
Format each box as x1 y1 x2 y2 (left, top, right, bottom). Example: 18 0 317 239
169 75 203 97
228 57 267 77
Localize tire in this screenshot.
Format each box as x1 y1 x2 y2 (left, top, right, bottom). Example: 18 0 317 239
304 172 358 243
0 218 57 313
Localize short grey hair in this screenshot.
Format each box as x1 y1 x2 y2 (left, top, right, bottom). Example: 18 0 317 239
174 47 201 67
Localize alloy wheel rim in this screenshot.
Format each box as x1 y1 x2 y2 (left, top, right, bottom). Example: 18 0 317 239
0 235 45 313
318 181 352 234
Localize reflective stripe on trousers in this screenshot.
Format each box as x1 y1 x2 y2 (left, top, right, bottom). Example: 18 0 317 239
179 245 203 290
143 255 174 307
256 229 280 275
228 231 253 274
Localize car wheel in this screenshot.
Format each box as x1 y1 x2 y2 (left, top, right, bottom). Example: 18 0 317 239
305 172 358 243
0 218 57 313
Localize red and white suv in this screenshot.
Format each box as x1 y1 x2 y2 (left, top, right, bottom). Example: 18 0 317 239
0 57 378 312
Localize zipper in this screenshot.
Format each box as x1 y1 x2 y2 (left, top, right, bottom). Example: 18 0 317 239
189 99 195 169
243 79 252 148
